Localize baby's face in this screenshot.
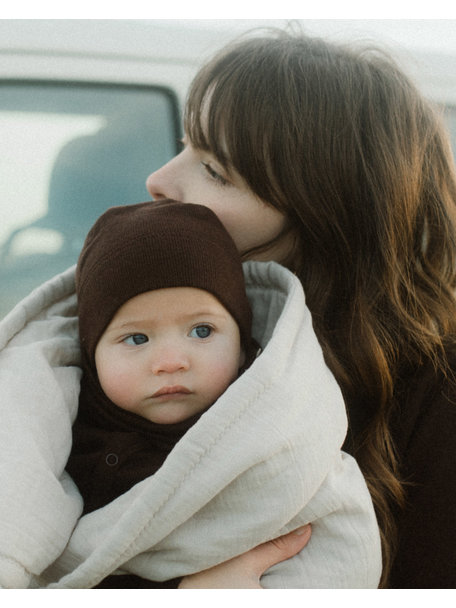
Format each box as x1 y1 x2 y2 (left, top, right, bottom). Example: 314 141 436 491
95 287 245 424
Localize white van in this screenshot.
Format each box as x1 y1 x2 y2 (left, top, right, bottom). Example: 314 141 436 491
1 19 455 317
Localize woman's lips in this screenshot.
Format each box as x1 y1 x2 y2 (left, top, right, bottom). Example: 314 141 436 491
151 386 192 399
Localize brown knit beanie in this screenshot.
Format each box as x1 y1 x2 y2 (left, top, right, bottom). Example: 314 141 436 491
76 200 253 364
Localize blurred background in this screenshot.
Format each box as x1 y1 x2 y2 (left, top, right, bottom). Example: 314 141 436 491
1 19 456 317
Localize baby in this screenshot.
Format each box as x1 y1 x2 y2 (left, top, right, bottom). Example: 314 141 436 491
66 200 258 586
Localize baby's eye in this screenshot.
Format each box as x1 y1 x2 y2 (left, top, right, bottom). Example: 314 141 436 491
123 334 148 346
189 325 213 339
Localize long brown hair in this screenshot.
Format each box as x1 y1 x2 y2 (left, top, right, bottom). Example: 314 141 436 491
184 29 456 586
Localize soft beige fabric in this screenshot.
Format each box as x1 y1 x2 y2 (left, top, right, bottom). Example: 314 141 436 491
0 261 381 588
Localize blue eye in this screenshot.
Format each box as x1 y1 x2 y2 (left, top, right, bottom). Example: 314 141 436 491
124 334 148 346
190 325 212 339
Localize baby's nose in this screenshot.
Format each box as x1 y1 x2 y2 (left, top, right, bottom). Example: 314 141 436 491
150 345 190 375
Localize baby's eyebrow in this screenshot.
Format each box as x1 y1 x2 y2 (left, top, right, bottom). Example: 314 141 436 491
108 309 228 331
103 321 142 334
181 310 228 321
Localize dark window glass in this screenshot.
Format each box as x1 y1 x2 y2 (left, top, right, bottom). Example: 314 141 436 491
0 82 180 317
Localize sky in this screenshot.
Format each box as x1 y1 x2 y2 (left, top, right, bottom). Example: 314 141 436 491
1 10 455 54
161 18 456 54
2 1 456 21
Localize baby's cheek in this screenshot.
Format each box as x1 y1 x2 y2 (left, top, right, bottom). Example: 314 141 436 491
205 360 240 400
98 366 135 410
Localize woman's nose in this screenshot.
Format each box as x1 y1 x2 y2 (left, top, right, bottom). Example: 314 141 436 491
146 157 181 201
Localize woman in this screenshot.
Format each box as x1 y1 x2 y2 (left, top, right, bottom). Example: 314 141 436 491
1 28 454 590
146 29 456 588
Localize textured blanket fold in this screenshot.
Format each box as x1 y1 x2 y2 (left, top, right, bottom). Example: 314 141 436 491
0 261 381 588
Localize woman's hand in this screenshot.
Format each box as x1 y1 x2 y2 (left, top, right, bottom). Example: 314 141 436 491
178 525 311 589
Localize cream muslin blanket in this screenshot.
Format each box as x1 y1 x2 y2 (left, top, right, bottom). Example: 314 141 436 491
0 261 381 588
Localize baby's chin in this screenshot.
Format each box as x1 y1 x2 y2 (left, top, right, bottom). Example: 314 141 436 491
127 396 210 425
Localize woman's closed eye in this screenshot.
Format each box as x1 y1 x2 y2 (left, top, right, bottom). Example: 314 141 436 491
189 324 213 339
201 161 228 186
123 333 149 346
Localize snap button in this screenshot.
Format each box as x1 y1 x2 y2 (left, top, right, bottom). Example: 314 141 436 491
105 452 119 466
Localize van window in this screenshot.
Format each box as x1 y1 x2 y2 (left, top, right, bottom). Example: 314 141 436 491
444 106 456 157
0 82 181 318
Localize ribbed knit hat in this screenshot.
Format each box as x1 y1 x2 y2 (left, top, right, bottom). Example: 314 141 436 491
76 200 253 363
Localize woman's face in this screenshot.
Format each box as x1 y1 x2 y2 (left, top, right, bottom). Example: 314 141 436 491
146 141 292 262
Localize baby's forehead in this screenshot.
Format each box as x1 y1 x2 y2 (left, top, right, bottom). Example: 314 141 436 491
108 286 236 328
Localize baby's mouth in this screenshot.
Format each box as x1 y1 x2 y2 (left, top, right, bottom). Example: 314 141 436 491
151 385 192 398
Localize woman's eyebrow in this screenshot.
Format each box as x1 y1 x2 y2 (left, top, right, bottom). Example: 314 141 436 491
185 132 233 172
